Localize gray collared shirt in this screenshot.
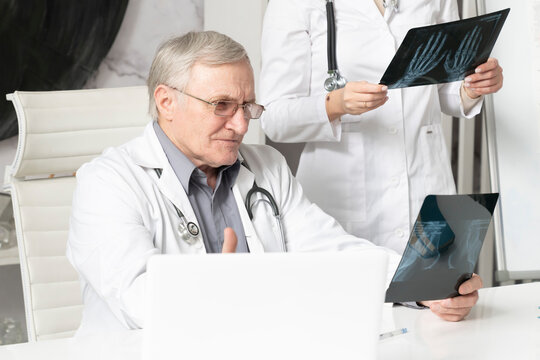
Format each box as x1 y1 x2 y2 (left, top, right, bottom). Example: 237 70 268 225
153 121 249 253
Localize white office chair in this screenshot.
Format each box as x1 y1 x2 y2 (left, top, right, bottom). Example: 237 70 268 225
4 86 151 341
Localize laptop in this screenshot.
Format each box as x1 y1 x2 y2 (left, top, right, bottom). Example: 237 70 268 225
142 249 389 360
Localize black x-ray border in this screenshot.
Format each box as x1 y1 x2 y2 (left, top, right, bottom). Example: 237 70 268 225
380 8 510 89
385 193 499 303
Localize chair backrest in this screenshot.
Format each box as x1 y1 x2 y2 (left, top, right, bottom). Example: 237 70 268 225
5 86 151 341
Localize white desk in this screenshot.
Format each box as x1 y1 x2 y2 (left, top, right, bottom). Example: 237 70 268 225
1 282 538 360
379 282 540 360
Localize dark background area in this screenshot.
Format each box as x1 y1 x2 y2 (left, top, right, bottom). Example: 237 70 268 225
0 0 128 141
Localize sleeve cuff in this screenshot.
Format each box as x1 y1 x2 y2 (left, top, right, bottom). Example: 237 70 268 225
460 82 484 115
317 93 342 141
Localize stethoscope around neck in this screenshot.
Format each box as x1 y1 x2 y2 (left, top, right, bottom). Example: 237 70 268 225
324 0 399 92
153 161 286 251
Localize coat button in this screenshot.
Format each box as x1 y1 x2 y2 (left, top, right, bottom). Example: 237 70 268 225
395 229 404 237
388 127 398 134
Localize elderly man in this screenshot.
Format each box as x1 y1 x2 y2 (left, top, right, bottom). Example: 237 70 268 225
67 31 481 336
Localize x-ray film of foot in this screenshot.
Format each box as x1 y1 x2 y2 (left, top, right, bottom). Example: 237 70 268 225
392 32 448 88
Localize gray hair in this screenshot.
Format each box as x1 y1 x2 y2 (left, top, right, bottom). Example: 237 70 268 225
147 31 250 120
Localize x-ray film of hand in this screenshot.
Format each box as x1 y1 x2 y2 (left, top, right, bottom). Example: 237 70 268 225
393 31 448 88
444 26 483 80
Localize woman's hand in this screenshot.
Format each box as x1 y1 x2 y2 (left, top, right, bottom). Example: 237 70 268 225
463 58 503 98
326 81 388 121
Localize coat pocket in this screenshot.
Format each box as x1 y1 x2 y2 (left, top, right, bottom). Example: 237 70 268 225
418 124 456 195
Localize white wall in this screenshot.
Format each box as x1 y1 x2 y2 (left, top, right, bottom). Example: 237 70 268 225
484 0 540 280
85 0 203 89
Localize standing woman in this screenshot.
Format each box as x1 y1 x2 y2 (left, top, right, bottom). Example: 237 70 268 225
260 0 503 254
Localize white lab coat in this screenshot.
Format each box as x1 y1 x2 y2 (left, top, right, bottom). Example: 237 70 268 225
260 0 484 254
67 122 398 336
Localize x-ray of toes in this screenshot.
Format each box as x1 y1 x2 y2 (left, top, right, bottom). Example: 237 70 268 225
380 8 510 89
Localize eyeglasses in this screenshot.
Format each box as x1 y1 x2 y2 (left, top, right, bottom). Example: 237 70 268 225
169 86 265 120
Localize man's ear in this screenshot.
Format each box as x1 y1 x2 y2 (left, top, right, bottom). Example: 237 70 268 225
154 85 177 122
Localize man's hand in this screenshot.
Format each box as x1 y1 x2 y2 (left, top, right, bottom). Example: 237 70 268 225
222 227 238 253
463 58 503 98
420 274 483 322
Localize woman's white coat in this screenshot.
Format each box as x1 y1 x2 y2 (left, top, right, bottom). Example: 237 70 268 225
260 0 483 254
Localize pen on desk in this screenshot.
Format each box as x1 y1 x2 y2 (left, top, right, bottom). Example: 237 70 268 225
379 328 408 340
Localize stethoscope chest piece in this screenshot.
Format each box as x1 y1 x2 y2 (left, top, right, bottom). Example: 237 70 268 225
153 168 201 246
178 221 200 245
324 70 347 92
186 222 199 236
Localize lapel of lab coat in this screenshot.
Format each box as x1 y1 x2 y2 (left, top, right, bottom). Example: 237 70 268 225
130 122 265 253
232 153 264 253
130 123 206 253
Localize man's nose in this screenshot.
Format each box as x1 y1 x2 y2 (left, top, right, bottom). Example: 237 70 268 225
226 107 249 135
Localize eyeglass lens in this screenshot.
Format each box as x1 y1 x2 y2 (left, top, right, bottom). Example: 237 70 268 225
214 101 264 119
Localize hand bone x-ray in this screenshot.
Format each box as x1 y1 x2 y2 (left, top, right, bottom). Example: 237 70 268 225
380 8 509 89
444 26 482 78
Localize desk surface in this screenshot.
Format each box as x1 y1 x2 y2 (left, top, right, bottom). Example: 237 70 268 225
1 282 539 360
379 282 540 360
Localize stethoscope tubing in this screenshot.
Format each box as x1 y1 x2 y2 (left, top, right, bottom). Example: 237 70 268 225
324 0 347 91
326 0 337 72
245 183 279 220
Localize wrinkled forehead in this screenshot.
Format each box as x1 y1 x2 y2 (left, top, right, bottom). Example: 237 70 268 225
187 60 255 101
